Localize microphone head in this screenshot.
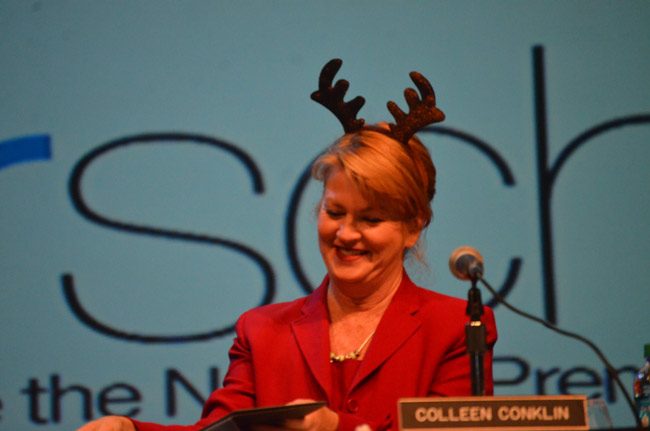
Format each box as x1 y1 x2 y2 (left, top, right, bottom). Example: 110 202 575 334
449 245 484 281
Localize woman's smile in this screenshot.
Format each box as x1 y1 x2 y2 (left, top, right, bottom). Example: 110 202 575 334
335 246 368 260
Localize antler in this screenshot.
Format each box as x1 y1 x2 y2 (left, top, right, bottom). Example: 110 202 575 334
310 59 366 133
387 71 445 144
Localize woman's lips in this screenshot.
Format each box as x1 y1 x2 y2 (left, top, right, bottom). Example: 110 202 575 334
335 246 368 261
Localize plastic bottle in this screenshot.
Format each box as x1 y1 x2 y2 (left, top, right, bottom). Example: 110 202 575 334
634 343 650 428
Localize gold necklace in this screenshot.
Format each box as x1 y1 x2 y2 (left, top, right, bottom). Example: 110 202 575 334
329 330 376 363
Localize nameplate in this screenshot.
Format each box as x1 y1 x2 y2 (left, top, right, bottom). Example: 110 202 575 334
398 395 588 430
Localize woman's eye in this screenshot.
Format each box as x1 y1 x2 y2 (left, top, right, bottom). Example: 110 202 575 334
325 209 343 218
364 216 383 224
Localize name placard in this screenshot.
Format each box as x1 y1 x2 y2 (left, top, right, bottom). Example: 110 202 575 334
398 395 588 430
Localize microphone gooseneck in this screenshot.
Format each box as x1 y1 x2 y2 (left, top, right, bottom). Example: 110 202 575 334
449 246 642 427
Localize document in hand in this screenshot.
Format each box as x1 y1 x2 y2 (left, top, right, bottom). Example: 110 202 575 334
198 401 326 431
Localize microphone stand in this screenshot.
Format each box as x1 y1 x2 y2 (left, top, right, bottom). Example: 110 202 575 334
466 277 487 396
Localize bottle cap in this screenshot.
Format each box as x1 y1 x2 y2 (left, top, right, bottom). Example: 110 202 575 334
645 344 650 358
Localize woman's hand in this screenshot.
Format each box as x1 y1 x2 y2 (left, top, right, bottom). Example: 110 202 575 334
76 416 135 431
253 399 339 431
281 399 339 431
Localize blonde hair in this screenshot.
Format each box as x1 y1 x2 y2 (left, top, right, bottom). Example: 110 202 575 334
312 125 436 235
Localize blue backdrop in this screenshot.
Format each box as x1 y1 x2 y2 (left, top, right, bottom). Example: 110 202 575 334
1 1 649 429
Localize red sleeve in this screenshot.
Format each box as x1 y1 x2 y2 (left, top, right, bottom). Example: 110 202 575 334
131 313 257 431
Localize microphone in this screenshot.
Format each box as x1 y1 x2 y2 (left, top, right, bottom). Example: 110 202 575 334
449 245 484 281
448 245 642 426
450 246 487 396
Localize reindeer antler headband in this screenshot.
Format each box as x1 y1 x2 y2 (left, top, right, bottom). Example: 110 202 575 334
310 58 445 144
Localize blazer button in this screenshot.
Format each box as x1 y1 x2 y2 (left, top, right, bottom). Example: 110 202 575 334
346 398 359 413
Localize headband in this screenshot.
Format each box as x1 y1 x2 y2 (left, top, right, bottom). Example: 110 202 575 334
310 58 445 144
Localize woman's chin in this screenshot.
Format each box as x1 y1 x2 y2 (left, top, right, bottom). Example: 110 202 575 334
328 270 368 288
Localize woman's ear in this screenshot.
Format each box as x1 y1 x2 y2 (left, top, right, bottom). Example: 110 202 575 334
404 218 424 249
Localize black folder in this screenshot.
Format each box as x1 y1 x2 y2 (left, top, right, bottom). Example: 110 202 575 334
198 401 326 431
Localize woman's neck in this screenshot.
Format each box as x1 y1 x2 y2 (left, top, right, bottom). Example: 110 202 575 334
327 273 403 323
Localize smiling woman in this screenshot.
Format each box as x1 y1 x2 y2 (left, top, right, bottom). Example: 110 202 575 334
77 58 497 431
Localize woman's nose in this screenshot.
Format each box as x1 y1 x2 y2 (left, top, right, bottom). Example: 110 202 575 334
336 218 361 241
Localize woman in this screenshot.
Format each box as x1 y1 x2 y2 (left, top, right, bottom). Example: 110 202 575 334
77 60 497 431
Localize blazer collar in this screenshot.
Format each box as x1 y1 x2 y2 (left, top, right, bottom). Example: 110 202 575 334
290 272 424 399
291 277 332 398
350 272 423 391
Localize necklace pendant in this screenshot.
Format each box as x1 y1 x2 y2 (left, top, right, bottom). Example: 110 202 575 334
329 329 376 363
329 351 360 363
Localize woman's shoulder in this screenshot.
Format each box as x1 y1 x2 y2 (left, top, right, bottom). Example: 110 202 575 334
407 280 497 342
415 286 467 316
407 279 495 321
405 277 467 308
239 295 309 324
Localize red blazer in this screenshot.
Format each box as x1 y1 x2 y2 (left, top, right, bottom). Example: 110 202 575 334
132 272 497 431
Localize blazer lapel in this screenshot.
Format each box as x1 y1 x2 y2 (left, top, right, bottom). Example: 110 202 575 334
291 279 332 399
349 274 422 391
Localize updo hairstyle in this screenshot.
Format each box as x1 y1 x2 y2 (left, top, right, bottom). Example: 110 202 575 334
311 124 436 235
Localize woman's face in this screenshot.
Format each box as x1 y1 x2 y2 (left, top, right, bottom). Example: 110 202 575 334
317 167 420 293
